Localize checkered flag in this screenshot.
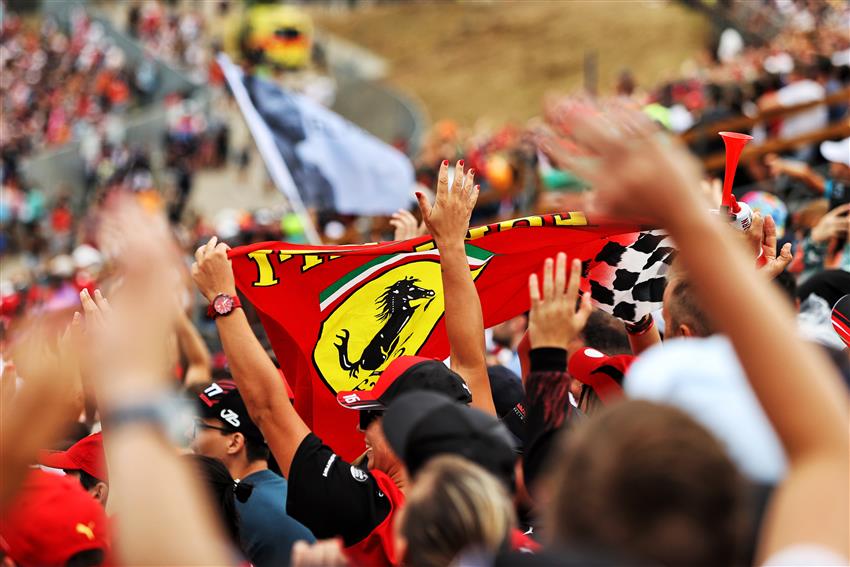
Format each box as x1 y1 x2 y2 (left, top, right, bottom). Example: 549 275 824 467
583 230 676 322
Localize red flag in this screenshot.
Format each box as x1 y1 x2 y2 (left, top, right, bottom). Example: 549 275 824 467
229 212 674 459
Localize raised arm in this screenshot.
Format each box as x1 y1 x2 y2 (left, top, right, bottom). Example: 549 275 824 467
175 308 213 388
563 101 849 561
417 160 496 416
765 154 826 194
192 237 310 477
80 201 234 566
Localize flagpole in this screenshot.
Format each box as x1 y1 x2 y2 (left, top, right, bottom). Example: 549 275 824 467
216 52 322 245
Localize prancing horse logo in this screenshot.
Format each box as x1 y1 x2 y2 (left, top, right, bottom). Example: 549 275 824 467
335 277 435 376
312 258 488 395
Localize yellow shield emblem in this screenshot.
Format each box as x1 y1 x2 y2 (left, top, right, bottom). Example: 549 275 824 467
313 259 445 394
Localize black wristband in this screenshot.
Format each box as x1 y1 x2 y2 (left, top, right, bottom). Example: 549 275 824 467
625 314 654 335
529 347 567 373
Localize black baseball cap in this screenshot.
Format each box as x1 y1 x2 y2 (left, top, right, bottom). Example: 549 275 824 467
383 391 517 489
195 380 265 443
488 365 527 450
336 356 473 411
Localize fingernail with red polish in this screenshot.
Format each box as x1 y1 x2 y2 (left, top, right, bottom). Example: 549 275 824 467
458 160 464 166
442 160 449 166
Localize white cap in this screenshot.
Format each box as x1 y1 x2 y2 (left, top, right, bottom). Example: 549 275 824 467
820 137 850 167
624 336 787 483
72 244 103 270
831 48 850 67
48 255 75 278
763 52 794 75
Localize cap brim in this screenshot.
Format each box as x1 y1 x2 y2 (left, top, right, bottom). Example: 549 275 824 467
38 450 78 472
820 139 850 166
568 347 631 403
832 295 850 347
336 390 386 410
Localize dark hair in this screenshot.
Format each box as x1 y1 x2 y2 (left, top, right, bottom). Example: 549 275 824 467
184 455 245 552
581 310 632 355
77 470 102 491
550 401 748 566
667 277 714 338
65 549 105 567
245 436 270 463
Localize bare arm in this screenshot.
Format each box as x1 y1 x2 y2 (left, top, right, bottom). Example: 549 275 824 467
564 101 849 561
625 319 661 355
1 326 79 510
417 160 496 416
175 309 213 387
192 237 310 477
765 154 826 194
81 200 234 566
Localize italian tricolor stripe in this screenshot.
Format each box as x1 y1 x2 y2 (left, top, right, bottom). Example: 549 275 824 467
318 244 493 311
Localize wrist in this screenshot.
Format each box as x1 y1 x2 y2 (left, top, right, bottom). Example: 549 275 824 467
101 389 194 444
625 314 654 335
434 237 466 251
205 288 237 303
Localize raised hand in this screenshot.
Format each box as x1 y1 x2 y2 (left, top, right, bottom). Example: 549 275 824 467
80 198 183 399
191 236 237 303
811 203 850 244
291 539 350 567
742 212 793 278
528 252 593 350
758 214 793 278
2 320 82 507
416 160 478 246
389 209 426 241
554 99 705 227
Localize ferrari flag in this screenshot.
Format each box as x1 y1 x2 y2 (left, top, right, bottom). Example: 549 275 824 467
229 212 675 459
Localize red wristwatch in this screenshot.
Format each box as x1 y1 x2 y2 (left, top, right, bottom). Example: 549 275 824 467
207 293 242 319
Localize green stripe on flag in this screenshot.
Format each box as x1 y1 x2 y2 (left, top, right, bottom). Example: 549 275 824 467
465 243 493 262
319 254 393 304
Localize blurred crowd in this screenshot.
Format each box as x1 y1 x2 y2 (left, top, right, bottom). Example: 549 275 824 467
0 8 135 159
125 0 223 85
0 1 849 565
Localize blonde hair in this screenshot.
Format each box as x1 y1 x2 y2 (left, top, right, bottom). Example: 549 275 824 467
400 455 516 567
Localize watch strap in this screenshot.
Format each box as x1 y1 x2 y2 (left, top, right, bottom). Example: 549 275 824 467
207 294 242 319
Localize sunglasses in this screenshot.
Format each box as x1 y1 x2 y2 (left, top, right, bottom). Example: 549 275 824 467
358 410 384 432
193 419 236 438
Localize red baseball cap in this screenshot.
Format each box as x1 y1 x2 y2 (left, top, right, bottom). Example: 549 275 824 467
39 432 107 483
337 356 472 410
568 347 634 404
0 470 110 566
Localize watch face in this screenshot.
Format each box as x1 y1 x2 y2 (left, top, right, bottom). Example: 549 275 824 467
213 294 234 315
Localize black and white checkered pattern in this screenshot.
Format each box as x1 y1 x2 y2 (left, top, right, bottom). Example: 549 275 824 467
584 231 676 322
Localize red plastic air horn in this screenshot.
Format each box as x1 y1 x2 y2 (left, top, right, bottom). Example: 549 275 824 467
718 131 753 231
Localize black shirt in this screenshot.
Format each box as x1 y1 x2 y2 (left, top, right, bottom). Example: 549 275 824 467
286 433 392 547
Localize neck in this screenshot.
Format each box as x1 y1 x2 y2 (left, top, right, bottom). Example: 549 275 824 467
383 461 409 494
229 458 268 482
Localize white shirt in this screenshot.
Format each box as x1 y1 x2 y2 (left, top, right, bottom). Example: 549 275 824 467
775 80 827 139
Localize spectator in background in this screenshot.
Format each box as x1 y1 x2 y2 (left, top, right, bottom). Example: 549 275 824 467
191 379 315 567
397 455 516 567
0 470 110 567
184 455 253 557
759 62 827 159
39 431 110 508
